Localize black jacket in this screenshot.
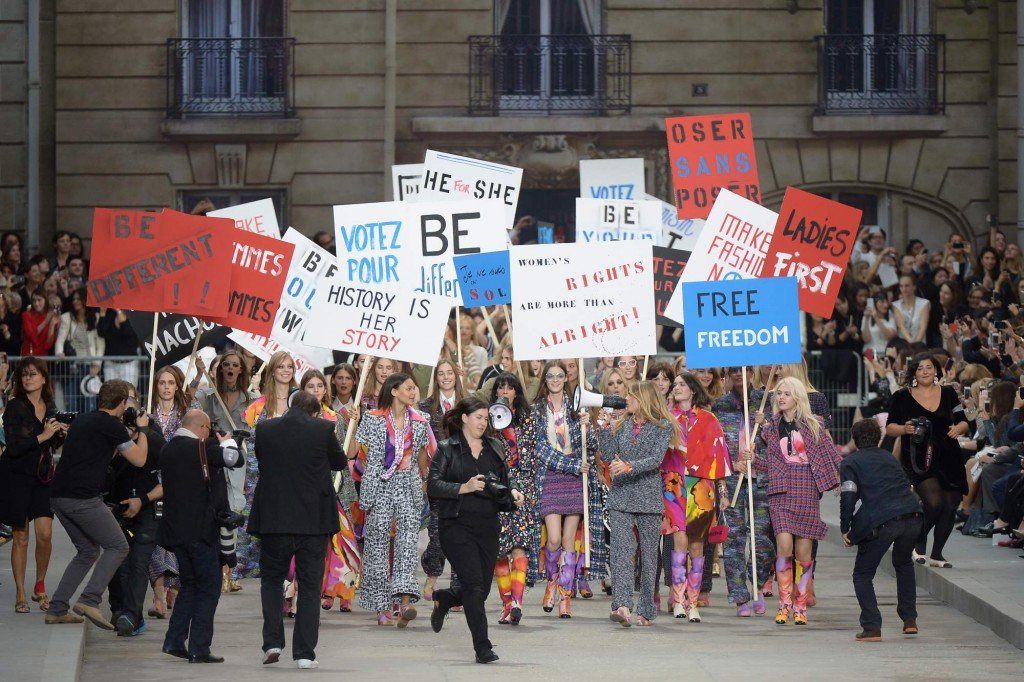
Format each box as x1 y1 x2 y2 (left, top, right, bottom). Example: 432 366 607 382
157 434 242 549
247 409 346 537
427 433 515 519
840 446 923 543
0 396 58 479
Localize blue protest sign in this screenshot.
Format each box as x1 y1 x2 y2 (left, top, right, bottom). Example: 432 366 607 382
683 277 802 369
453 250 512 308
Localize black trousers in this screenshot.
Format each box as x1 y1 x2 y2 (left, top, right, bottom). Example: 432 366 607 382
108 508 158 628
852 515 922 631
438 513 500 656
259 534 328 661
164 541 221 657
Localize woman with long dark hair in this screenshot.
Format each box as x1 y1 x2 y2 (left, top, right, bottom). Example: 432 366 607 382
885 354 969 567
330 363 358 413
349 372 436 626
54 289 101 411
0 358 64 614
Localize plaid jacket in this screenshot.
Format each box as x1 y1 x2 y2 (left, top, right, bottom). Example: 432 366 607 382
756 414 841 496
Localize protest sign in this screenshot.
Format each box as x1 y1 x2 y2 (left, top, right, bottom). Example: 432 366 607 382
418 150 523 229
646 193 704 251
334 199 507 300
652 246 690 327
270 228 338 349
579 158 645 200
761 187 862 317
575 198 661 243
207 198 281 238
665 112 760 219
662 189 778 326
392 163 424 201
454 250 511 308
208 230 294 337
304 279 450 367
87 209 233 316
510 242 656 360
127 311 230 367
228 329 331 379
683 277 802 369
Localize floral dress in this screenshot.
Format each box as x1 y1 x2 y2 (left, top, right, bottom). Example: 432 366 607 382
497 410 541 582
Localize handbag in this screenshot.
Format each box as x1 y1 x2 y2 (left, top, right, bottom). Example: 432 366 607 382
62 319 77 357
707 484 729 544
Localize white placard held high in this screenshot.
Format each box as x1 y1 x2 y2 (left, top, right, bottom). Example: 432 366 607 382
207 198 281 238
579 158 645 200
575 198 661 243
418 150 523 229
392 164 423 201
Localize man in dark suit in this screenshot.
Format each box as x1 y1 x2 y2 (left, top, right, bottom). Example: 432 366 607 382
249 391 346 670
157 409 243 664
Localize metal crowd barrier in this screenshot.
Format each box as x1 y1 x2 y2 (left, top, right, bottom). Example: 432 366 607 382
4 355 153 412
806 349 868 446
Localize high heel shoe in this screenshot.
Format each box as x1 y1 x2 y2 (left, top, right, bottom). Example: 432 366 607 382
609 606 632 627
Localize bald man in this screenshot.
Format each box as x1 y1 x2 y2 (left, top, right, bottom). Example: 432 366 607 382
157 408 242 664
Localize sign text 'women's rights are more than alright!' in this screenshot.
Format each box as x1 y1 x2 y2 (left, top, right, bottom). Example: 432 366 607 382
683 276 803 370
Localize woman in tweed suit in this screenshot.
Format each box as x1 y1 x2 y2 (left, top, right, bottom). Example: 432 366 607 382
598 382 678 627
753 376 841 627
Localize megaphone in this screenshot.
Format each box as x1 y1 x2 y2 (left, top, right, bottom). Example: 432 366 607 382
489 397 513 430
573 385 627 412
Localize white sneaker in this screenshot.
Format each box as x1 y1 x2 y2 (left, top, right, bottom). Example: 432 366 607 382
263 648 281 665
672 602 686 619
687 605 702 623
297 659 319 669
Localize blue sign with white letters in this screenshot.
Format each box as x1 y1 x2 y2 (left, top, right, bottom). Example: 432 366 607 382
453 250 512 308
683 277 802 369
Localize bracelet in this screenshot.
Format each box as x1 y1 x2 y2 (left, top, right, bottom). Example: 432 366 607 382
137 494 150 508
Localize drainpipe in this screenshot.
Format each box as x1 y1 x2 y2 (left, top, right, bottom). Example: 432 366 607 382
384 0 397 199
27 0 40 254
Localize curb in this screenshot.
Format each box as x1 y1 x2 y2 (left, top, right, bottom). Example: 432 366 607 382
822 519 1024 650
39 620 86 682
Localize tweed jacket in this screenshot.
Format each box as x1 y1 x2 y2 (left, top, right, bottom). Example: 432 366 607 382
597 417 673 514
356 410 433 511
756 414 841 496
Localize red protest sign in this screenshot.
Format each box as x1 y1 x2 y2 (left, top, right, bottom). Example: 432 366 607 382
760 187 862 317
207 231 295 337
87 209 233 316
665 112 760 220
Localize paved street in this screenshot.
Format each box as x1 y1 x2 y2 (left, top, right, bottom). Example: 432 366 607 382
70 539 1022 682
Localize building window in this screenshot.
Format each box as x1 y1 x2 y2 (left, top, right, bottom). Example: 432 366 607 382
168 1 294 118
179 190 287 234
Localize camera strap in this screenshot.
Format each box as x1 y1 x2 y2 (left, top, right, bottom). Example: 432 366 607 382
198 439 210 483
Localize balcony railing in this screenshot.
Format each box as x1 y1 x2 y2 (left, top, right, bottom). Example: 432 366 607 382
816 34 945 115
166 37 295 118
469 34 631 115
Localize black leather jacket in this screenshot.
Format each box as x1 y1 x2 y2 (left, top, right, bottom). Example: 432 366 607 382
427 432 515 519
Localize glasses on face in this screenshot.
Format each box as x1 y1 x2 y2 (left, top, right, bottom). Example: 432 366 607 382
545 372 566 380
617 359 637 367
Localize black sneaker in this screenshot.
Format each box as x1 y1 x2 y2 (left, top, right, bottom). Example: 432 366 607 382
115 613 136 637
475 649 499 664
431 591 452 634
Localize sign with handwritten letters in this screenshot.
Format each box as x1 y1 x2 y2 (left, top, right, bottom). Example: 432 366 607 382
453 250 511 308
207 230 295 338
128 312 230 367
208 198 281 238
269 228 339 350
579 158 645 200
509 242 656 360
665 112 760 219
417 150 523 229
575 198 661 243
683 277 802 369
391 164 423 201
646 194 704 251
652 246 690 328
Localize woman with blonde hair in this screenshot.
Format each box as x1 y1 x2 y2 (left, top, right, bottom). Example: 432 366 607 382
613 356 641 386
753 376 841 626
598 381 679 626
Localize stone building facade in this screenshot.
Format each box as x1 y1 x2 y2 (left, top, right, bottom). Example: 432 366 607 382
0 1 1017 253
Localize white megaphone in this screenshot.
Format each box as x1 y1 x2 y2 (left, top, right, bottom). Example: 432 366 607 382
489 397 514 430
572 385 627 412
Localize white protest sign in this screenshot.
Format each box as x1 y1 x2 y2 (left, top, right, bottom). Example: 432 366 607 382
662 189 778 325
646 193 704 251
575 198 661 243
392 164 423 201
510 242 656 360
304 278 450 367
418 150 523 229
334 199 507 300
208 198 280 238
270 228 339 352
579 158 645 200
227 328 330 380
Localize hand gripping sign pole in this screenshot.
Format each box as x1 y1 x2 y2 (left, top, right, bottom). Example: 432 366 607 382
740 366 759 597
579 357 591 569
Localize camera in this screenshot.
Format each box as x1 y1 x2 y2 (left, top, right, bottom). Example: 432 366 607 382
908 416 931 443
123 406 139 429
214 509 246 530
952 241 964 250
211 420 251 441
482 472 511 506
52 411 77 425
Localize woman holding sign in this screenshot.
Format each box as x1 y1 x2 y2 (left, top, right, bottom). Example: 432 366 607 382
529 360 604 619
350 373 436 627
752 377 841 626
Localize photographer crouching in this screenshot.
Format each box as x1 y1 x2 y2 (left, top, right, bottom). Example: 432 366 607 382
105 384 166 637
45 379 151 629
157 409 243 664
427 397 525 665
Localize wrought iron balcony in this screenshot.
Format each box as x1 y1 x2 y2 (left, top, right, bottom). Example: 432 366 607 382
166 37 295 118
469 34 631 115
816 34 945 115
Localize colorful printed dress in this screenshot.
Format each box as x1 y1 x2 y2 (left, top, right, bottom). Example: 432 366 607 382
676 406 731 542
496 410 541 582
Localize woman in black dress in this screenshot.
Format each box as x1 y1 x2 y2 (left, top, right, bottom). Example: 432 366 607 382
885 353 969 567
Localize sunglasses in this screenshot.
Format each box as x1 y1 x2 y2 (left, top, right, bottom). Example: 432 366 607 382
545 372 566 380
617 360 637 367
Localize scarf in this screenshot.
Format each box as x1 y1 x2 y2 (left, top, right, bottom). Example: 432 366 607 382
374 407 437 480
548 395 568 453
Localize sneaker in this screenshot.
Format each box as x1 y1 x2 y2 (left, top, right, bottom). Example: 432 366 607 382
73 602 114 630
673 602 686 619
475 649 499 664
45 612 84 625
687 605 701 623
115 614 136 637
131 621 148 636
297 659 319 669
856 629 882 642
263 648 282 665
902 619 919 635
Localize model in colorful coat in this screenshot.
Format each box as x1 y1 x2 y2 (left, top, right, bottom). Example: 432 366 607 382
599 381 678 627
489 373 539 625
691 366 726 605
349 373 436 627
752 376 841 626
664 372 731 622
418 360 466 600
715 367 774 617
530 360 606 618
236 351 297 580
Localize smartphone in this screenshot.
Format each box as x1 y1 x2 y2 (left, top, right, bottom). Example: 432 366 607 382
964 386 972 399
981 388 990 409
989 331 1000 347
866 297 875 311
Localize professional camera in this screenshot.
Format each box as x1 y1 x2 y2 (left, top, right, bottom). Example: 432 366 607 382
214 509 246 530
908 416 931 443
52 411 78 425
211 420 251 442
122 406 140 429
482 472 512 506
